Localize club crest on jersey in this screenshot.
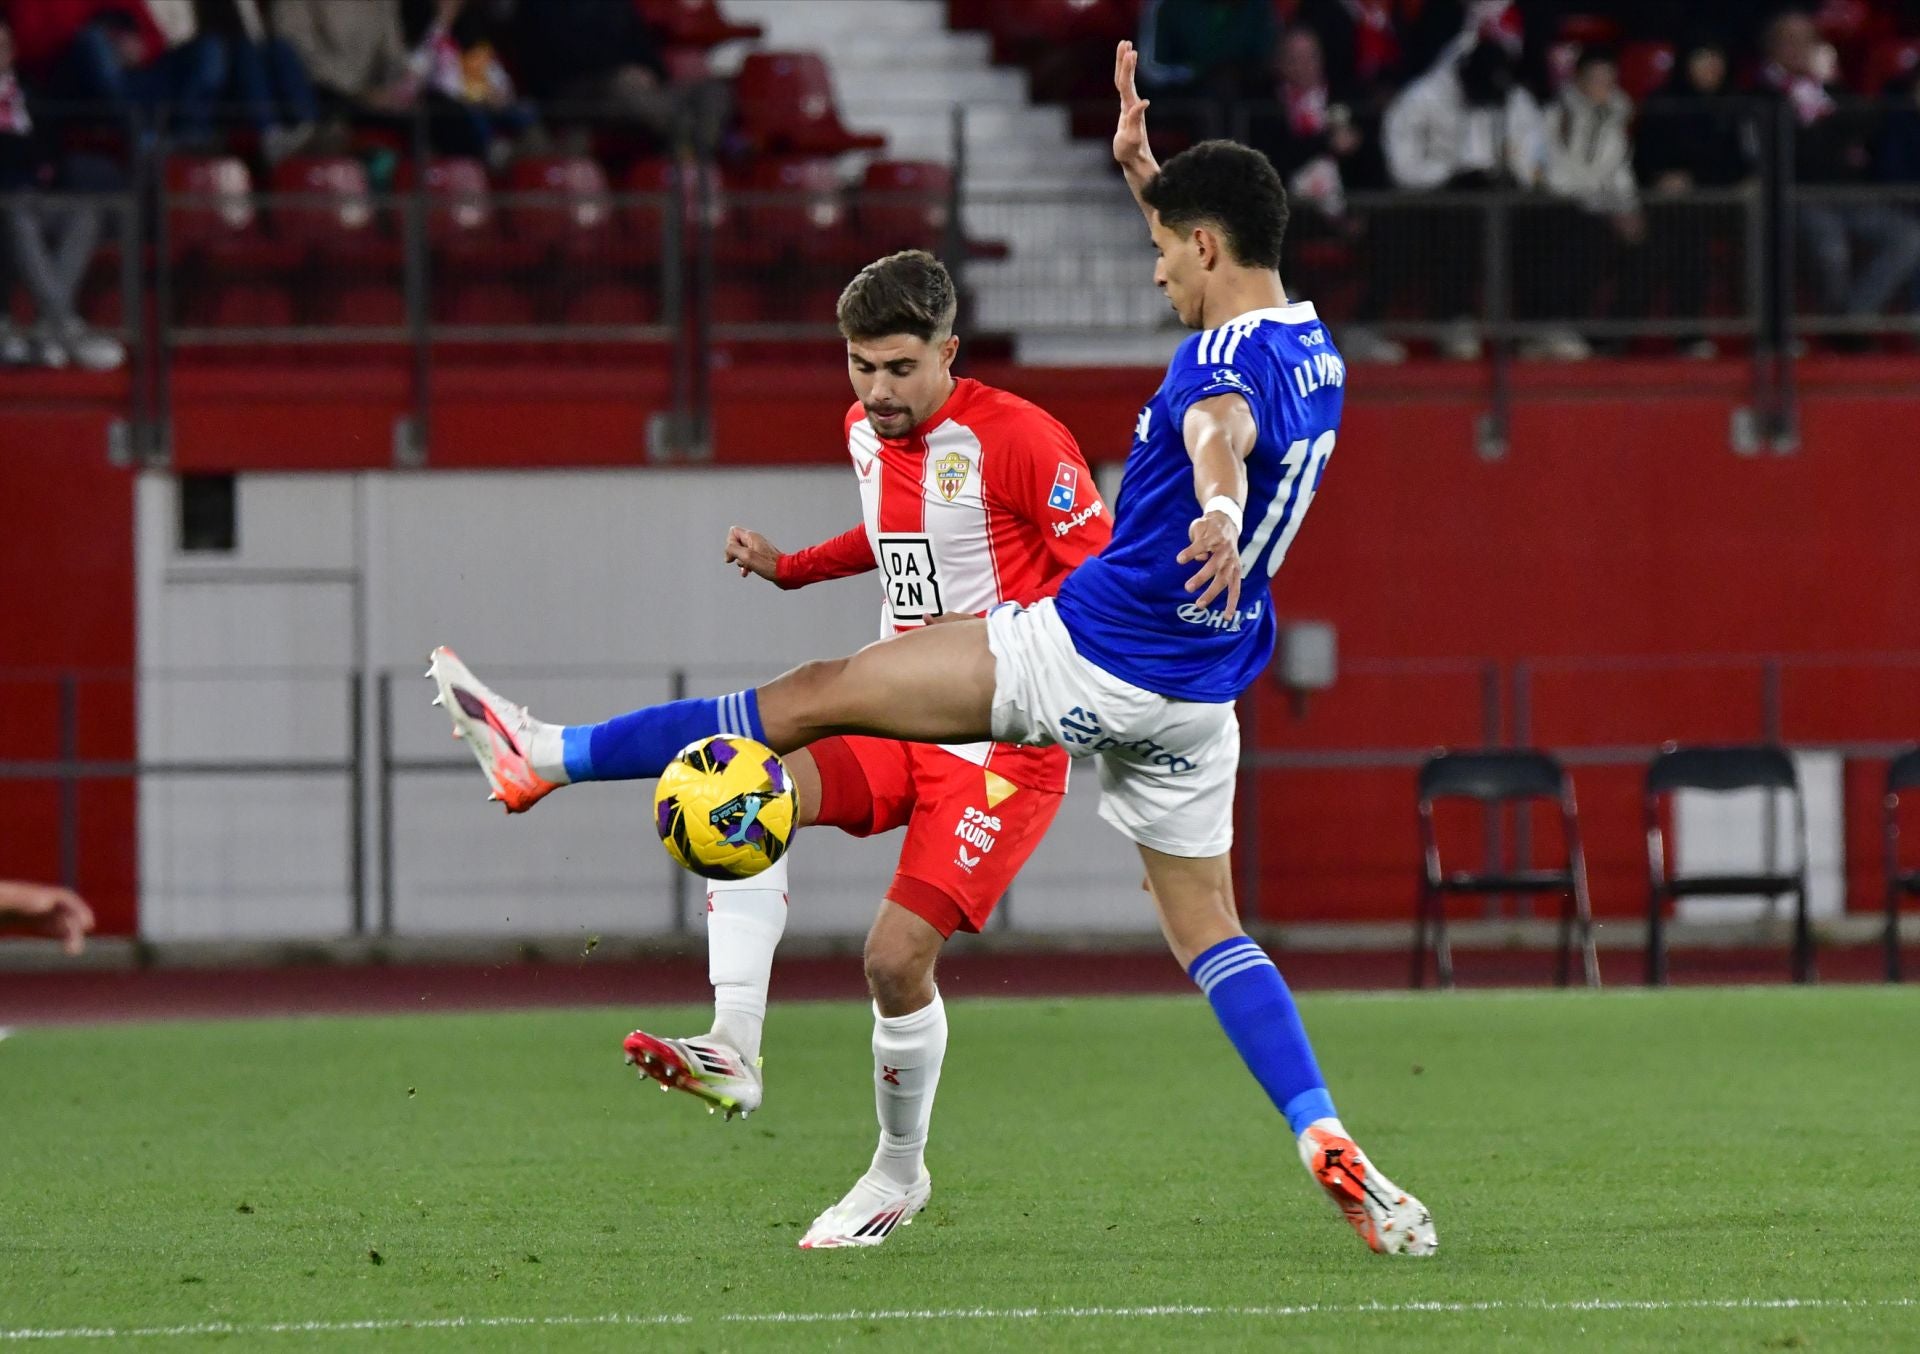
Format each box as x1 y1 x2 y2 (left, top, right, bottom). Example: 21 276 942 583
1048 463 1078 513
1210 367 1254 396
936 450 970 502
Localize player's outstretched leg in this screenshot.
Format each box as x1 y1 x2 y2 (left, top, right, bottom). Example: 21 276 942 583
426 621 998 810
426 646 769 814
1143 847 1437 1257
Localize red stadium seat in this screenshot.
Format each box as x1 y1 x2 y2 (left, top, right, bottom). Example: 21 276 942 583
661 45 711 85
1616 41 1675 102
621 157 726 267
967 0 1136 45
269 156 383 260
394 157 496 252
857 160 951 255
633 0 763 49
320 283 406 327
739 158 857 265
1862 38 1920 94
505 156 614 261
733 52 885 156
164 155 257 253
1556 13 1623 47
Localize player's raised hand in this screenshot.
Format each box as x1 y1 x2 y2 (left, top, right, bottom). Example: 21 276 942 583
1113 40 1151 168
724 526 781 582
0 880 96 955
1178 512 1243 619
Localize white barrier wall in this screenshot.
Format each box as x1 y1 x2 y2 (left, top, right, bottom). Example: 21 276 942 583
137 469 1148 942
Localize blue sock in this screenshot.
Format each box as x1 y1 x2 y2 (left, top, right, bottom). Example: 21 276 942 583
559 688 766 782
1189 936 1336 1134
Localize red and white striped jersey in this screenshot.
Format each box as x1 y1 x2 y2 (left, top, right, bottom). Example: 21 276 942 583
775 377 1111 791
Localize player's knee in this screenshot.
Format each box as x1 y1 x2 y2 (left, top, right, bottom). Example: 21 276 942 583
864 936 935 1012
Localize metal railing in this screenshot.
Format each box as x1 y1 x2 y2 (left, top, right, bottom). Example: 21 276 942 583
8 95 1920 460
5 653 1919 940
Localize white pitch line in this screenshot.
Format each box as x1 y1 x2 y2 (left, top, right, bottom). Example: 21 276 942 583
1 1297 1914 1343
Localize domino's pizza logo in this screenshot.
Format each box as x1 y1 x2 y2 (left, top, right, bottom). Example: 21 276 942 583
1048 462 1078 513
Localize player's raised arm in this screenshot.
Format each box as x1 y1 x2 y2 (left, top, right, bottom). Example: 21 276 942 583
1113 40 1161 226
1174 392 1258 617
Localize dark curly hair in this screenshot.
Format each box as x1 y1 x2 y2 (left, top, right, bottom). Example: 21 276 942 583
1140 140 1290 271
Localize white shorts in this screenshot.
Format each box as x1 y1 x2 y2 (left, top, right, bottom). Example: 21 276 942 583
985 597 1240 858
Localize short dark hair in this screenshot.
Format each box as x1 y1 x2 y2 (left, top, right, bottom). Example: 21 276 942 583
1574 44 1618 75
836 250 957 342
1140 141 1289 271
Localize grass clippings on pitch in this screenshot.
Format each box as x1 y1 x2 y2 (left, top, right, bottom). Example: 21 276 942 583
1 987 1915 1351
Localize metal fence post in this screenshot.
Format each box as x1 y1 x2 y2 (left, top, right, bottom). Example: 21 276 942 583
1479 660 1503 913
945 105 967 316
377 669 395 936
349 671 367 935
399 107 432 466
1478 196 1511 460
58 675 79 892
151 119 175 467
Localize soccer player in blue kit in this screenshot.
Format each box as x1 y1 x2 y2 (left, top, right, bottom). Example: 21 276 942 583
431 40 1435 1256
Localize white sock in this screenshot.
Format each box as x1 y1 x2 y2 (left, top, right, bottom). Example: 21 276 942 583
704 856 788 1063
1297 1115 1353 1169
527 721 570 784
869 990 947 1188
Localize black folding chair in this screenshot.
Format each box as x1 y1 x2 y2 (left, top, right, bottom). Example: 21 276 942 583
1883 747 1920 983
1413 750 1600 990
1645 745 1811 985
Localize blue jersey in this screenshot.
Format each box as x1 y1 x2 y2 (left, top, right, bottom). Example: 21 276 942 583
1054 302 1343 703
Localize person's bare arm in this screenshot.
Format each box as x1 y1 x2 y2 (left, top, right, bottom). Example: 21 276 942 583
1175 393 1259 616
0 881 95 955
1113 40 1162 226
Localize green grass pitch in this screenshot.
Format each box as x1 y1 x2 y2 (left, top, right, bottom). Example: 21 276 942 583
2 987 1916 1351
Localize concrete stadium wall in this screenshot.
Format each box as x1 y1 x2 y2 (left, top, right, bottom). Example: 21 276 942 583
133 468 1149 942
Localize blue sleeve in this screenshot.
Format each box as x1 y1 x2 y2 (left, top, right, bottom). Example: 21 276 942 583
1164 337 1263 432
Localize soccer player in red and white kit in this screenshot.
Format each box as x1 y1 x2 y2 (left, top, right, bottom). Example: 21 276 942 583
620 250 1111 1246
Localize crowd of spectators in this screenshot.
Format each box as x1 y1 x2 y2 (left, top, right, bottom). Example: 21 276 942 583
6 0 1920 367
1144 0 1920 358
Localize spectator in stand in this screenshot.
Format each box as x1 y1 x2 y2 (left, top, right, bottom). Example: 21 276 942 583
1253 26 1405 362
513 0 677 140
1382 37 1544 358
1135 0 1278 141
0 17 126 371
1292 0 1409 108
1760 7 1920 331
0 879 95 955
1636 36 1758 357
405 0 534 167
272 0 416 120
9 0 225 144
1526 46 1645 360
193 0 319 163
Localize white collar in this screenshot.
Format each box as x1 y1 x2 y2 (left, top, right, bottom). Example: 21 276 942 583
1216 302 1318 327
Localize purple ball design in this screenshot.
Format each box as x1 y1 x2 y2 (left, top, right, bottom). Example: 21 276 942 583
763 756 787 792
655 795 678 839
709 737 738 766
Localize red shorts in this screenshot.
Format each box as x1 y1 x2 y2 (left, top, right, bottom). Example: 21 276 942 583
808 735 1064 938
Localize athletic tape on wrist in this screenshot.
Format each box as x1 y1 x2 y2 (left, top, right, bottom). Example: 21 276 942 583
1202 495 1244 532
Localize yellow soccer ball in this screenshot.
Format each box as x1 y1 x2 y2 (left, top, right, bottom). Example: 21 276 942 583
653 735 798 880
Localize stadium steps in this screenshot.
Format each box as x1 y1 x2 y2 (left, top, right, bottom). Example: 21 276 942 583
717 0 1167 362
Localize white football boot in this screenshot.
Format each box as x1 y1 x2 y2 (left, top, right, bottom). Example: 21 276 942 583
1299 1124 1437 1257
797 1169 932 1249
425 646 561 813
623 1029 763 1120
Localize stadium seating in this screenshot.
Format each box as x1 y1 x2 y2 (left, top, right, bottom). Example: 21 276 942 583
268 156 383 260
1412 750 1600 991
1861 37 1920 95
504 156 614 264
856 160 952 255
634 0 764 49
163 155 257 254
732 52 886 157
394 157 497 259
1644 746 1811 986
